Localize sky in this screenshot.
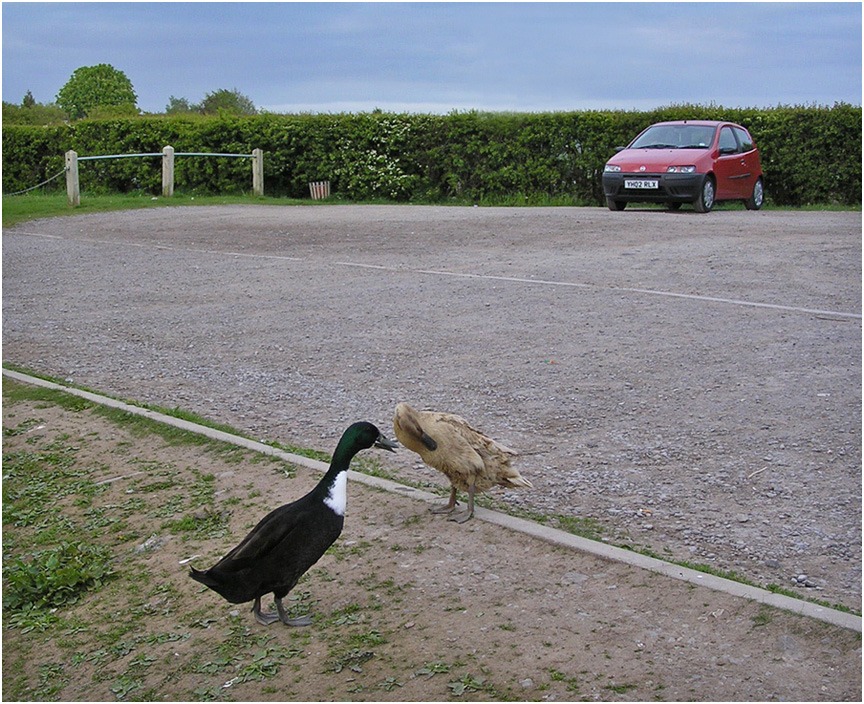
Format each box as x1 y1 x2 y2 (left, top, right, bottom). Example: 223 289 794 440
2 1 861 114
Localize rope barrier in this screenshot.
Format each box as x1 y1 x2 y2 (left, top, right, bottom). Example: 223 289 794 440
78 153 162 161
6 148 264 203
173 152 254 158
77 152 254 161
3 168 69 196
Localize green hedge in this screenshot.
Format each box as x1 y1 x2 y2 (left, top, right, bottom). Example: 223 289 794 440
3 104 860 206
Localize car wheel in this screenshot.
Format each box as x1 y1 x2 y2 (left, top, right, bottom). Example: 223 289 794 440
745 178 764 210
693 176 715 213
606 197 626 211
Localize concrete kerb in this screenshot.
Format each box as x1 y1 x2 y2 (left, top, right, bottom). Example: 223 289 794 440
4 368 860 633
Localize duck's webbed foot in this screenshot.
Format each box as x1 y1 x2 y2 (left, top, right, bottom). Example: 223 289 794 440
429 503 458 514
276 597 312 627
429 487 458 515
252 596 280 626
448 486 475 523
448 509 474 523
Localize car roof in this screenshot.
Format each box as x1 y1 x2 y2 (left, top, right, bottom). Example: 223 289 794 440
649 120 737 128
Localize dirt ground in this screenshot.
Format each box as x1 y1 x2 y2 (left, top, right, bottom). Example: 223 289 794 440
2 390 861 701
2 204 861 699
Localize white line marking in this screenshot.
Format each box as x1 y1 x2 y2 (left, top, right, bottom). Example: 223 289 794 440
9 230 860 319
411 267 861 319
415 268 592 288
336 261 400 271
615 285 861 318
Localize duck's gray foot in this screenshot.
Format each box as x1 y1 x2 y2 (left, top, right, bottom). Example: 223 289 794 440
276 598 312 627
429 503 458 514
283 614 313 627
448 509 474 523
447 487 475 523
252 597 280 626
430 487 458 515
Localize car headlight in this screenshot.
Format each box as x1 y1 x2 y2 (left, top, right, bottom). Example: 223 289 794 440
667 165 696 173
604 164 621 173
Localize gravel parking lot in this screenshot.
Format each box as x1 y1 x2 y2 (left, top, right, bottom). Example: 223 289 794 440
3 204 861 611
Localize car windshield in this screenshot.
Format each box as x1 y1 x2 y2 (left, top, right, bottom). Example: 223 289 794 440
630 124 717 150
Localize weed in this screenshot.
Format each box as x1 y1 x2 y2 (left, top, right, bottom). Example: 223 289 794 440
162 507 230 541
328 602 363 626
349 629 387 646
415 661 452 679
378 676 404 691
111 674 143 701
751 607 774 628
3 542 115 610
193 684 227 701
3 417 45 437
36 662 67 699
3 604 60 632
447 674 487 696
234 646 301 682
329 648 375 673
193 656 234 675
605 682 638 694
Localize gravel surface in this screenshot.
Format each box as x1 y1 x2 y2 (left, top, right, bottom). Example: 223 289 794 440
3 204 861 610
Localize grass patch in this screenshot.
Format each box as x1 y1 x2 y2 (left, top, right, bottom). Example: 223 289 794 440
1 381 315 700
605 682 638 694
627 545 861 617
5 364 330 465
1 192 311 228
5 191 856 229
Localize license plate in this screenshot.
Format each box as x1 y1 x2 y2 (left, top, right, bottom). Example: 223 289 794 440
625 179 659 189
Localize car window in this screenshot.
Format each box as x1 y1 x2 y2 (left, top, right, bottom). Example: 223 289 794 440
733 126 754 152
718 127 739 154
631 124 716 149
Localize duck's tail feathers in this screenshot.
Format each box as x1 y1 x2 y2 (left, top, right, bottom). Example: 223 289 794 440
189 567 217 587
502 474 533 489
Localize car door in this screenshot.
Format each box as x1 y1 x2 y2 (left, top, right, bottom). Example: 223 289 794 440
731 126 760 198
713 125 750 200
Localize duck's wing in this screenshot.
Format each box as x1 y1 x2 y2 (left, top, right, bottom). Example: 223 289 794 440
424 414 487 473
433 413 530 487
436 413 518 457
215 501 310 571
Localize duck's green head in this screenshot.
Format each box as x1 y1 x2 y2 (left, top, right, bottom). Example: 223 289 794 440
344 422 398 453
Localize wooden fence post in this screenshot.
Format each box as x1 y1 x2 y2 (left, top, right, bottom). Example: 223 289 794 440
252 148 264 196
162 146 175 197
65 150 80 207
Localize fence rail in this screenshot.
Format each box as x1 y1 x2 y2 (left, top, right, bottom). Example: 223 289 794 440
77 153 163 161
65 146 263 206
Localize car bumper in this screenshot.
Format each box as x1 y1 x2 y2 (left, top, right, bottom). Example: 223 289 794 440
602 172 704 203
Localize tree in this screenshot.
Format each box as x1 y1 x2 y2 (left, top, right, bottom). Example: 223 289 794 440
56 64 138 120
165 96 194 114
3 97 66 125
197 88 256 116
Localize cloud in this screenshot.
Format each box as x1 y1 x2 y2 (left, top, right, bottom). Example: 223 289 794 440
3 2 860 113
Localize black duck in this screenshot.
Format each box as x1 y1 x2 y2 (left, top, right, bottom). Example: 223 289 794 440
190 421 397 625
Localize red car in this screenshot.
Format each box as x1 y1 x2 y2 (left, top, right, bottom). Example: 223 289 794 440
602 120 764 212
